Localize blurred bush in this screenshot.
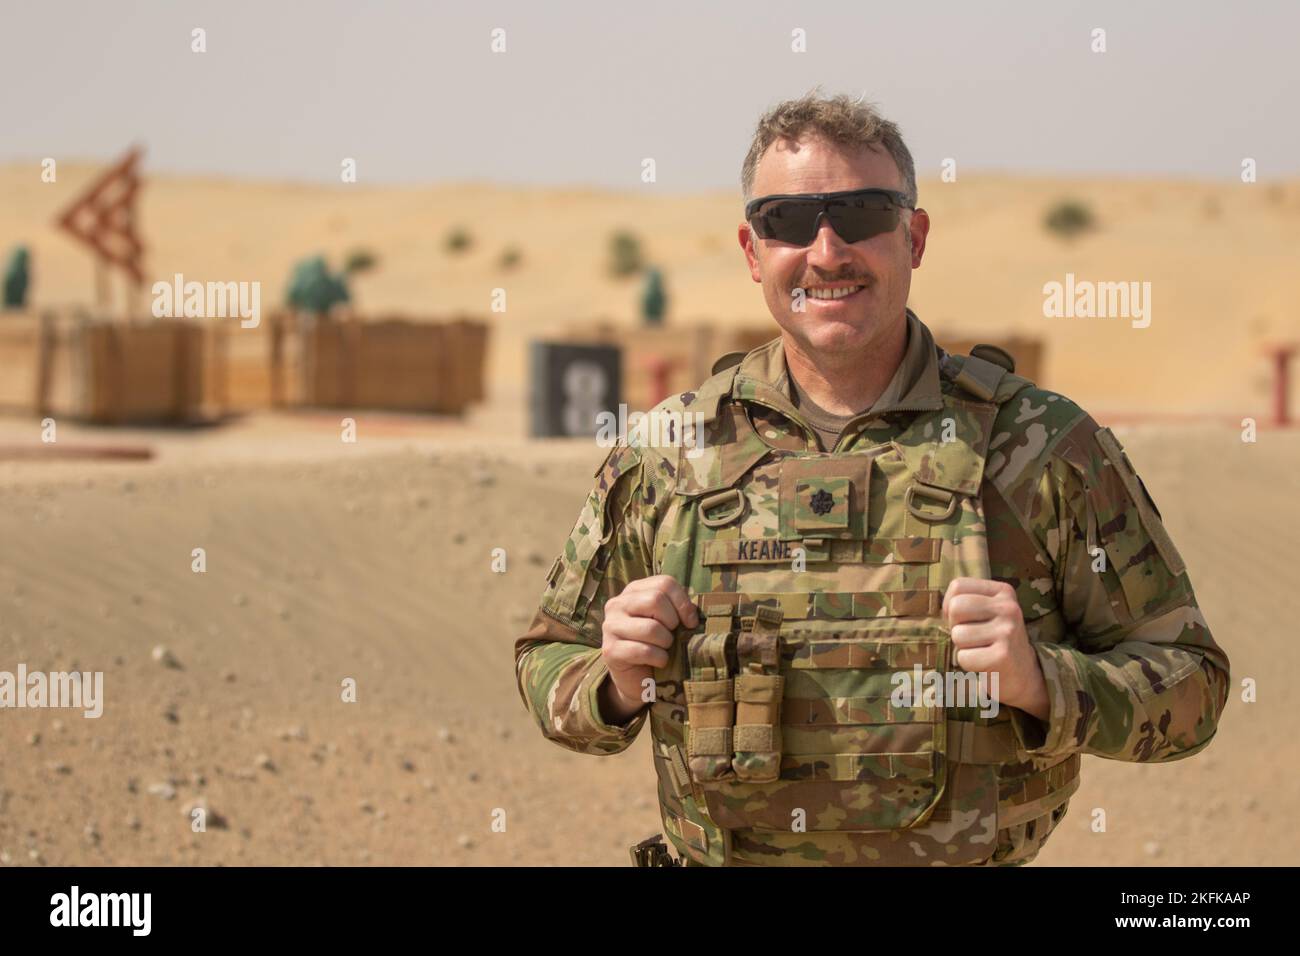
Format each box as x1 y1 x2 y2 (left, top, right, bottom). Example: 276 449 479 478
609 230 644 277
1044 200 1095 239
641 267 666 326
286 255 349 314
344 248 378 275
446 227 473 254
3 245 29 309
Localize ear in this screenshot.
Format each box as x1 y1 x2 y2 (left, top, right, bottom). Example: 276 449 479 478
908 208 931 268
739 222 762 282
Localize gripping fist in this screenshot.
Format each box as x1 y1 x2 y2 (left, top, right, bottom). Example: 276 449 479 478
599 575 698 723
942 578 1049 719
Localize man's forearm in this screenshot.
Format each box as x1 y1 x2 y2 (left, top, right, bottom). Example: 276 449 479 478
597 672 647 726
514 610 647 755
1011 637 1227 762
1013 670 1050 722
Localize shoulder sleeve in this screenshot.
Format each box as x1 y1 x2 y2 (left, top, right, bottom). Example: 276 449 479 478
991 406 1231 762
539 442 655 634
513 442 660 756
1050 419 1193 630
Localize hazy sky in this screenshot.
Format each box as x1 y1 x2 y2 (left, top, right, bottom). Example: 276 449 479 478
3 0 1297 190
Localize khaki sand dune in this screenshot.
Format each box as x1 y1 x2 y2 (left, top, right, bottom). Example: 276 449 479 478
0 419 1294 865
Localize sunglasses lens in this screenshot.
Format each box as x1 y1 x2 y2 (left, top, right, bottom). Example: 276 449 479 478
827 205 900 243
753 198 901 244
753 200 823 243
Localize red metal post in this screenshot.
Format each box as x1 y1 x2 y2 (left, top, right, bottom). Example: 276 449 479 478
1271 346 1295 427
647 356 673 408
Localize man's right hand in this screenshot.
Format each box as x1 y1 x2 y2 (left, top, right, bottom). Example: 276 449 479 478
598 575 699 725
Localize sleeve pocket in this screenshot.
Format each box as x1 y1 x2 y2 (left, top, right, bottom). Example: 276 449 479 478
1086 427 1187 620
543 445 641 623
1093 427 1186 575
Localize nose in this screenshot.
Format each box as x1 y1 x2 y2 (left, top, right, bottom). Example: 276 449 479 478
806 212 854 266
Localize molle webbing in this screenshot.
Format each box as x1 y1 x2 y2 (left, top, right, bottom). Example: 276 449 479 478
654 378 1080 863
997 754 1082 828
732 605 783 783
698 589 943 620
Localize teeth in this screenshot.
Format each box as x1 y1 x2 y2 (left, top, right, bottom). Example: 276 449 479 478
807 285 863 300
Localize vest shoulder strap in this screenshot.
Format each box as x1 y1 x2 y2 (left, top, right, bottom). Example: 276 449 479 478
954 353 1006 402
682 361 742 425
710 350 746 376
944 350 1036 406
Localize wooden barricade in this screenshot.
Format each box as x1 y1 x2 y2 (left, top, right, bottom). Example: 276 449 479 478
0 313 49 414
76 321 206 423
292 313 488 414
203 311 305 412
446 317 489 405
0 311 491 421
201 311 489 415
0 312 211 423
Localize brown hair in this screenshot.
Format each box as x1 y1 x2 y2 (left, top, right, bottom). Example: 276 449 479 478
740 88 917 207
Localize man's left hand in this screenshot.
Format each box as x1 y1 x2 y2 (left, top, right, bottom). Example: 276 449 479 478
942 578 1049 720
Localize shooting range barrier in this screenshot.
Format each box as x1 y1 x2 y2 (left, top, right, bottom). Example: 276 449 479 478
0 310 489 423
293 313 487 413
0 311 209 424
209 311 487 414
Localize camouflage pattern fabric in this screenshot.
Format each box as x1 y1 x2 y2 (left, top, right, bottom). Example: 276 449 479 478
514 310 1230 866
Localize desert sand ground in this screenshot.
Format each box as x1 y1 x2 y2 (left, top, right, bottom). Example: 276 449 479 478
0 167 1297 865
0 414 1294 867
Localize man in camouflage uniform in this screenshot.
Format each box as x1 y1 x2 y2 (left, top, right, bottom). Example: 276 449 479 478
514 92 1229 866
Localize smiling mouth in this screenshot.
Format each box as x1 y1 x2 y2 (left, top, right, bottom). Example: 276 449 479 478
802 283 867 302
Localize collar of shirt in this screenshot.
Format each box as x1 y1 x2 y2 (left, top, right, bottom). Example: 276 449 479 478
732 308 945 444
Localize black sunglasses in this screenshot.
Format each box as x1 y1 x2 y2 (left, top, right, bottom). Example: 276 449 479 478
745 187 914 245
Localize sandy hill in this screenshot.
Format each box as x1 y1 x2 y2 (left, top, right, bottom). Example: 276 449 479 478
2 164 1298 419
